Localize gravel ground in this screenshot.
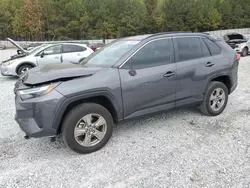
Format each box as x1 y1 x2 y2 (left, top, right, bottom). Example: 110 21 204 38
1 49 250 188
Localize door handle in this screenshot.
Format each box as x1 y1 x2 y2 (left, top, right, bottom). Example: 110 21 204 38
205 62 215 67
55 56 59 59
163 71 176 78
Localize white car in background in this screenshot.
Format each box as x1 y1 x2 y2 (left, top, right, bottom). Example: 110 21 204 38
224 33 250 57
0 38 94 76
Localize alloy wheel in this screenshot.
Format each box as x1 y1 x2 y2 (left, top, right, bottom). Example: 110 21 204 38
74 113 107 147
209 88 226 112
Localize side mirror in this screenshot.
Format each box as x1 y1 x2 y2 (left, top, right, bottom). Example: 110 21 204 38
17 49 22 55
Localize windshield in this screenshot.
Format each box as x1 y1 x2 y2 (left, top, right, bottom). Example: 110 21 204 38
28 44 49 55
81 40 139 67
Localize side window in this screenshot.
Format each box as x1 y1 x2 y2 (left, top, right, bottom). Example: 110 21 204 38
200 38 211 57
175 37 203 61
75 45 86 52
43 45 61 55
63 45 86 53
129 39 174 69
203 38 221 55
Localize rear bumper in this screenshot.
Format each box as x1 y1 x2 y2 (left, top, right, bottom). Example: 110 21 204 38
14 89 66 138
230 81 237 94
229 60 239 94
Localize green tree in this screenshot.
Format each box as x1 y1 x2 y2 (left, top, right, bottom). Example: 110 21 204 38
1 0 250 40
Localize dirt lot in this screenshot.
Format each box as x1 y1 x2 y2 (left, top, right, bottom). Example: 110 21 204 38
1 49 250 188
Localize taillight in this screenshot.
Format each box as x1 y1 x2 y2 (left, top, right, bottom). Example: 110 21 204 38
237 54 241 60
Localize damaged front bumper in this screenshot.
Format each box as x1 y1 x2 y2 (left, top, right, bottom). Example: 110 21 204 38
14 89 66 138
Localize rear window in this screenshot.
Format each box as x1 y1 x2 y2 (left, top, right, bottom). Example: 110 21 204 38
175 37 203 61
203 38 221 55
63 45 86 53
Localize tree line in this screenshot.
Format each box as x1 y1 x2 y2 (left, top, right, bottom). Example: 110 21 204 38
0 0 250 41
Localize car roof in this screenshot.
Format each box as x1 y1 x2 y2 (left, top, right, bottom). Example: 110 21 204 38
44 43 88 47
121 32 219 41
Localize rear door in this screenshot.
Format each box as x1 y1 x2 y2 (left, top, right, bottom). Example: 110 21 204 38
173 36 217 107
62 44 88 64
119 38 177 119
36 45 62 66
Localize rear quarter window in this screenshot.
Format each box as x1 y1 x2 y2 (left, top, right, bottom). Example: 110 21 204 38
200 38 211 57
203 38 221 55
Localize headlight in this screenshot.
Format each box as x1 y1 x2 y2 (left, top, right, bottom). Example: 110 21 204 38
18 83 60 100
4 60 16 66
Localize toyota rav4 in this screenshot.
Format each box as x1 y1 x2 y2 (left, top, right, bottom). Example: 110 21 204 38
14 32 239 154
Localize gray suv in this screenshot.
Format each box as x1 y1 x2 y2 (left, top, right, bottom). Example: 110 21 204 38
14 32 239 154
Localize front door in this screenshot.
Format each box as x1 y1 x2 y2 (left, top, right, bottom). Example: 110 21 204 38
36 45 62 66
119 38 177 119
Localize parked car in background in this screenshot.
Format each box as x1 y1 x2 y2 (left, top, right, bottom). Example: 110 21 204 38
0 38 94 76
23 41 91 51
14 32 239 154
223 32 250 56
88 43 105 51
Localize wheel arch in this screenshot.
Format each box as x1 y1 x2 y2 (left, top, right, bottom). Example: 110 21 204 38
15 62 36 74
205 74 232 95
243 46 249 50
53 91 122 134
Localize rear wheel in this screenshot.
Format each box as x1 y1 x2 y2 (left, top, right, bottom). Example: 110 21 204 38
199 81 228 116
62 103 114 154
241 47 248 57
17 64 33 76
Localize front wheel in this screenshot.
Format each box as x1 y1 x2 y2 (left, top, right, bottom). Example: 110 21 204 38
62 103 114 154
17 64 33 76
199 81 229 116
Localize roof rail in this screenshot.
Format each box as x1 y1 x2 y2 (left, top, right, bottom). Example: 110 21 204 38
145 31 195 39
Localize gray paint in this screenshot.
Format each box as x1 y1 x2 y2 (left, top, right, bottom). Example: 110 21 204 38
14 32 239 138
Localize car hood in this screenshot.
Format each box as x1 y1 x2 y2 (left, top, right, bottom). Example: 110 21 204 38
2 54 26 63
224 33 247 43
22 63 102 85
7 38 28 55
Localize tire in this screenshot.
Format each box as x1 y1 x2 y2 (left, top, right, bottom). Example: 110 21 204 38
199 81 229 116
241 47 248 57
17 64 33 76
62 103 114 154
